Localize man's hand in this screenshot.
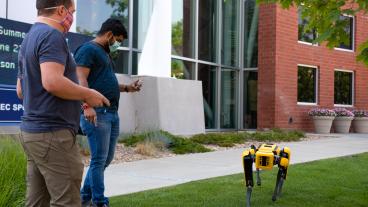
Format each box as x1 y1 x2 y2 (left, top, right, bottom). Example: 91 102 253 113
84 89 110 107
84 107 97 126
127 79 143 92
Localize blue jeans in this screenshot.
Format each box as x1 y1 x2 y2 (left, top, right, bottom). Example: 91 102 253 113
80 109 120 205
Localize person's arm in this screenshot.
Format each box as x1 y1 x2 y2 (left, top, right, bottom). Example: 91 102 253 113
16 78 23 99
119 79 142 93
40 62 110 107
77 66 97 125
77 66 90 88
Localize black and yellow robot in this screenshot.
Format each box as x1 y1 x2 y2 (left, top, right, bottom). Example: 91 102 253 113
242 144 291 207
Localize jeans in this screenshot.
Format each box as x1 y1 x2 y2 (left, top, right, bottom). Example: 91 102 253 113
80 109 120 205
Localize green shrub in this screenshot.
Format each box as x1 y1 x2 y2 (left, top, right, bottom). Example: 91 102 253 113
119 130 211 154
191 132 251 147
0 136 26 207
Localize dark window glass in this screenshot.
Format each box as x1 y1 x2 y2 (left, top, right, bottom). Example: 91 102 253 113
298 9 317 43
243 71 258 129
77 0 129 46
338 16 354 50
198 64 217 129
221 70 237 129
171 59 195 80
298 66 317 103
243 0 258 68
334 71 353 105
112 50 129 74
198 0 218 63
222 0 240 67
171 0 196 58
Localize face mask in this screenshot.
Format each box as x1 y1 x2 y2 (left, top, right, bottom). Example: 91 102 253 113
109 36 121 53
43 6 74 34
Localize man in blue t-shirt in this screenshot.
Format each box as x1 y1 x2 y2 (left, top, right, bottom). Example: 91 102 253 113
75 18 142 207
17 0 110 206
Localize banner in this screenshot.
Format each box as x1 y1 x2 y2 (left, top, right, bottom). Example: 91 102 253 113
0 18 92 123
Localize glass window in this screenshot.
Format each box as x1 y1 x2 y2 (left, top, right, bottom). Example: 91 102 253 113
298 8 317 43
132 52 141 75
171 59 195 80
198 64 217 129
112 50 129 74
337 15 354 50
335 70 353 105
221 69 237 129
222 0 240 67
133 0 154 49
171 0 195 58
77 0 129 46
198 0 218 63
243 0 258 68
0 0 6 18
243 71 258 129
7 0 36 24
298 65 317 103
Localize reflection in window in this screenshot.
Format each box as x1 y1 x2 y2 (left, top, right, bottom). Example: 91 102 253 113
298 8 316 43
77 0 129 46
133 0 154 49
244 71 258 129
222 0 240 67
171 0 195 58
132 52 141 75
171 59 194 80
221 70 237 129
113 50 129 74
335 71 353 105
337 16 354 50
198 0 218 63
244 0 258 68
198 64 217 129
298 66 317 103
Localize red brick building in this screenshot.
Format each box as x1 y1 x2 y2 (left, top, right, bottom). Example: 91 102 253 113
258 4 368 131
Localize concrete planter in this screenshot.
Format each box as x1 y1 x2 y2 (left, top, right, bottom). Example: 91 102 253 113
352 117 368 133
312 116 335 134
333 117 354 133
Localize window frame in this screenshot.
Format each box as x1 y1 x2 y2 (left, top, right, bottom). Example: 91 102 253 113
297 64 319 106
334 69 354 107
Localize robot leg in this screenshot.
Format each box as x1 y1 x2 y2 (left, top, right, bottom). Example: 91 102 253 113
242 151 254 207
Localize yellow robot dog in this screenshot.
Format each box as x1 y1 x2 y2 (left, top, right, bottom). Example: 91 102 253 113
242 144 291 207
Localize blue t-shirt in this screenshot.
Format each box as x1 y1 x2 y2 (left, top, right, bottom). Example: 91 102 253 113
74 41 120 111
18 23 80 134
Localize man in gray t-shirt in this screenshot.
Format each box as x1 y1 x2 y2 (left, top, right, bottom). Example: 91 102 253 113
17 0 109 206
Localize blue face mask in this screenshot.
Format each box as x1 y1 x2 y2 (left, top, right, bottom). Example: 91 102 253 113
109 36 121 53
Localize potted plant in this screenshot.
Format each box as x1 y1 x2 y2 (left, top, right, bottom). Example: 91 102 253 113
333 108 354 133
308 108 336 134
352 110 368 133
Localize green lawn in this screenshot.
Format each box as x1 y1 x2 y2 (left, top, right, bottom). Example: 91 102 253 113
110 153 368 207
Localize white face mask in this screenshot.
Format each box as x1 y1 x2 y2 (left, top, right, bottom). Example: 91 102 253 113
109 36 121 53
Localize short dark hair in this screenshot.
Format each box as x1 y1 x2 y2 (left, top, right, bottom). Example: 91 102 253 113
36 0 72 16
97 18 128 39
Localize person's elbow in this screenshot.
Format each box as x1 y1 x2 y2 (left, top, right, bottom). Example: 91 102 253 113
42 78 61 94
16 87 23 99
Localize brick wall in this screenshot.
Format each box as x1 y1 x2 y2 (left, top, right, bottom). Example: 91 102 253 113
258 4 368 132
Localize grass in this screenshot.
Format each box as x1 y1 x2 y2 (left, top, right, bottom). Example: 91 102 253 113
110 153 368 207
0 136 26 207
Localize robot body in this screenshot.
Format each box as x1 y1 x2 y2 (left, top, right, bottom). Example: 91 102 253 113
242 144 291 207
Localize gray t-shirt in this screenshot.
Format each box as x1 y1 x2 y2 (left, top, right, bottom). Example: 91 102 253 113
18 22 80 134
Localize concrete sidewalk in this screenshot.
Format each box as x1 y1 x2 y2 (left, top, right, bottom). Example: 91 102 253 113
97 134 368 197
